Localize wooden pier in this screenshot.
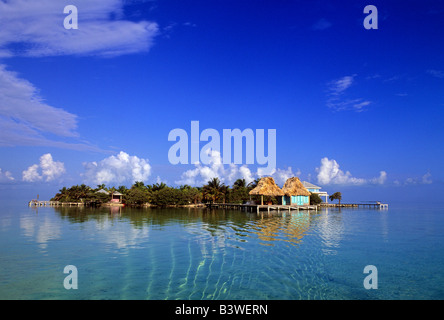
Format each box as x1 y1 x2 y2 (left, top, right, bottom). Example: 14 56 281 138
207 202 388 213
320 202 388 209
28 200 84 207
206 203 318 213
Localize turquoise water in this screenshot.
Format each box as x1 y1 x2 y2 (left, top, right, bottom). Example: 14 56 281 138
0 203 443 300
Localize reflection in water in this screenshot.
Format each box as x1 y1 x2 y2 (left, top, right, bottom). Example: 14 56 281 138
20 214 61 252
12 206 348 299
316 210 345 255
250 212 311 246
49 206 346 252
3 204 443 300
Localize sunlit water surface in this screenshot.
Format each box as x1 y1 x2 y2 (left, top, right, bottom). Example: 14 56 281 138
1 203 443 299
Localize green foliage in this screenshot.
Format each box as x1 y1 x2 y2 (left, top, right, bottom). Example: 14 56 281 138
124 187 151 206
202 178 228 203
51 177 255 207
310 192 323 205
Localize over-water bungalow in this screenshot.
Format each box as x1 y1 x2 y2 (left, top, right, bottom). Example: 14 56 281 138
301 181 329 203
249 177 284 205
280 177 311 206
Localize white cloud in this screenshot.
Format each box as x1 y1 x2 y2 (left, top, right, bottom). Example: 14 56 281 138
176 149 305 187
175 149 255 186
258 166 301 186
370 171 387 185
40 153 66 182
0 0 158 57
316 157 386 186
0 65 101 150
326 75 372 112
0 168 14 182
0 65 77 136
22 164 43 182
82 151 151 185
403 172 433 185
328 75 356 96
22 153 66 182
422 172 433 184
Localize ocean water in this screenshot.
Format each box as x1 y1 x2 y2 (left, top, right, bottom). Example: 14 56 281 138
0 202 443 300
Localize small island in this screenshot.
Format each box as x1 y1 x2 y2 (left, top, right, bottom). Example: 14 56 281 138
28 176 341 208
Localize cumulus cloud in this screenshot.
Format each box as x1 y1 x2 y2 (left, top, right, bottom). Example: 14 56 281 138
316 157 386 186
370 171 388 185
82 151 151 185
0 168 14 182
175 149 255 186
402 172 433 185
0 0 158 57
176 149 305 187
22 153 66 182
326 75 372 112
258 166 301 186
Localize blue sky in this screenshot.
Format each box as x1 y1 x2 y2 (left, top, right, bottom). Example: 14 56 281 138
0 0 443 203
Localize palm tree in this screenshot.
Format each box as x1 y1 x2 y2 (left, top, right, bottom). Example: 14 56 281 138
202 177 227 203
233 178 247 189
248 178 260 190
117 185 128 194
329 192 342 205
133 181 145 189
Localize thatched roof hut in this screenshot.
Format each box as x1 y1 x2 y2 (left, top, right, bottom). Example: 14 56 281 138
281 177 310 196
249 177 284 202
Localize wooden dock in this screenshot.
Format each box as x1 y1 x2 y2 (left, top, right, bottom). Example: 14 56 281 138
206 203 318 213
207 202 388 213
320 202 388 209
28 200 84 207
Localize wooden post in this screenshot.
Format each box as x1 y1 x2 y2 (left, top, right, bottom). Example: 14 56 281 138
261 195 263 205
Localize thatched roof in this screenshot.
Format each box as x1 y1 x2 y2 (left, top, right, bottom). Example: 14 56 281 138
282 177 311 196
249 177 284 196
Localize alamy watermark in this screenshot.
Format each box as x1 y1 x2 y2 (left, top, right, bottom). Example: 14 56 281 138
63 5 78 30
363 5 378 30
168 121 276 175
63 4 378 31
63 265 78 290
363 265 378 289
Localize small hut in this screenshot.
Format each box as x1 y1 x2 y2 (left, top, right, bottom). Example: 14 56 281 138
111 191 123 203
281 177 310 205
249 177 284 205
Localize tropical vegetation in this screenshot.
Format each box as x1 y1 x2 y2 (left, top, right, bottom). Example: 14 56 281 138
50 178 263 207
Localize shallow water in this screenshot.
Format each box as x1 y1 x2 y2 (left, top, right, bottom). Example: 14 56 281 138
0 203 443 299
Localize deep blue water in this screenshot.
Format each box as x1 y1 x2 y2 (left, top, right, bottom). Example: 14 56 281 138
0 202 443 300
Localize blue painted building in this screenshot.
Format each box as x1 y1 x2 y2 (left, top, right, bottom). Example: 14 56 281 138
301 181 329 203
280 177 311 206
